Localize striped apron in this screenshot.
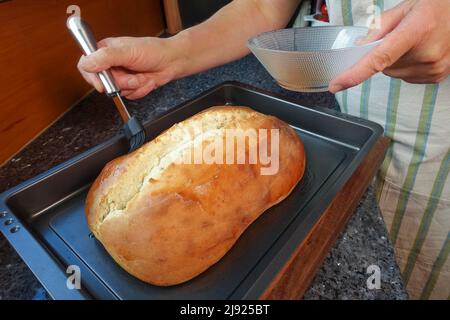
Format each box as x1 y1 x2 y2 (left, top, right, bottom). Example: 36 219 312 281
322 0 450 299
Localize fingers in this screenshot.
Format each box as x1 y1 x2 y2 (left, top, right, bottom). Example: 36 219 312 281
120 89 135 97
78 60 157 98
78 46 132 74
97 37 115 48
123 79 157 100
110 70 158 99
97 36 134 49
358 0 414 44
77 50 148 93
329 16 420 93
76 36 154 94
109 69 146 91
384 58 450 84
77 57 104 92
329 1 420 93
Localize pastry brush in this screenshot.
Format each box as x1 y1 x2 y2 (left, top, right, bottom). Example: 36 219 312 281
67 16 146 152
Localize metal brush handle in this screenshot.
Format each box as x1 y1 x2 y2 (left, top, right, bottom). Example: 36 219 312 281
67 16 119 95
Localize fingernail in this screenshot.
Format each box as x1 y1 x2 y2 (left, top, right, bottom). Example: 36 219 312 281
356 36 371 45
94 81 104 93
329 83 343 93
356 38 366 45
127 77 139 88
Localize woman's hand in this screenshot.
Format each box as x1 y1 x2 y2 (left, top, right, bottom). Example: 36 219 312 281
77 36 185 99
329 0 450 93
77 0 300 99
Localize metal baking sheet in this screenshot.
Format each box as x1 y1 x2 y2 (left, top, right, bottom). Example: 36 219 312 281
0 82 383 300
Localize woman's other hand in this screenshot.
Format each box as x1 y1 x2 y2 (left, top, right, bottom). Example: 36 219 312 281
329 0 450 93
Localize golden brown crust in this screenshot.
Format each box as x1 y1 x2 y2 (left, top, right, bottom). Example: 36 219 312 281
85 106 305 286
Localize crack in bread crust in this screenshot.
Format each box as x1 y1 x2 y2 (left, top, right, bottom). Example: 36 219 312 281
89 107 256 230
85 106 306 286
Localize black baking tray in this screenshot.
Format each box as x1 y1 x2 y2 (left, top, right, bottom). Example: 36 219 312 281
0 82 383 300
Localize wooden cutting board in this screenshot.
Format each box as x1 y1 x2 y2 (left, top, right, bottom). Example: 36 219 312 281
260 136 390 299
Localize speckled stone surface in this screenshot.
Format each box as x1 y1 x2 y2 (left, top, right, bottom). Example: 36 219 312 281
304 187 408 300
0 55 407 300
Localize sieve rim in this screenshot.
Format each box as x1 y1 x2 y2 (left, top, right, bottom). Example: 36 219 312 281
247 26 383 55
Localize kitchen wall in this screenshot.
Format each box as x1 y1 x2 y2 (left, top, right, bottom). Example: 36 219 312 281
0 0 165 164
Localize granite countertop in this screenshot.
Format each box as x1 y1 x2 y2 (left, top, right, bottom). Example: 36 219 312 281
0 55 408 300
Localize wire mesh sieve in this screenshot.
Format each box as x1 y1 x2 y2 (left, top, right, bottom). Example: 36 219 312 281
248 26 382 92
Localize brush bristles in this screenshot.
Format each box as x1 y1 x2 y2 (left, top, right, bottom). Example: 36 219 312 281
129 131 146 152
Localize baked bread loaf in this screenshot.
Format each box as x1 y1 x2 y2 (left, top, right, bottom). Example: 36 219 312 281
86 106 305 286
